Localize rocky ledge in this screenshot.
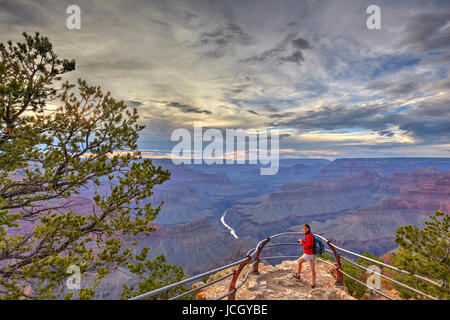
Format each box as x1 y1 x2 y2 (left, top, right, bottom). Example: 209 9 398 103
193 260 355 300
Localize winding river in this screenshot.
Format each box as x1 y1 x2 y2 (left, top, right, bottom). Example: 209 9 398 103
220 209 239 239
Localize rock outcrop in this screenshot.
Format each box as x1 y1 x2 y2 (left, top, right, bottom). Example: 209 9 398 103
194 260 355 300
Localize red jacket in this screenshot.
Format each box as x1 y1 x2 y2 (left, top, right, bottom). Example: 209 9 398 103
300 232 314 255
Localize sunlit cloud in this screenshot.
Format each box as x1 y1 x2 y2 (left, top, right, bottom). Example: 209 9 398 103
296 130 415 145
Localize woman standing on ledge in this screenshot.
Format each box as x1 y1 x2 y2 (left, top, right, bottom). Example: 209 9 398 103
293 224 316 288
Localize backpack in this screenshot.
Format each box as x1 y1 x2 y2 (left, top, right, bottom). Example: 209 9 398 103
312 235 325 255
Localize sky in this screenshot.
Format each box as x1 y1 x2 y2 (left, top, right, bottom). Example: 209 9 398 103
1 0 449 160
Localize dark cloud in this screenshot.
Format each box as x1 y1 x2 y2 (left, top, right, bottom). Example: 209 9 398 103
240 46 281 64
268 112 297 119
241 33 310 65
166 101 212 115
386 81 421 95
292 37 310 50
378 130 395 137
430 77 450 91
127 100 143 107
261 104 278 113
399 120 450 140
366 76 425 96
365 81 391 91
280 50 304 65
247 109 259 115
269 97 450 144
225 84 251 95
422 52 450 64
0 0 53 27
199 23 250 46
196 22 251 58
270 104 389 132
395 99 450 142
176 10 200 29
400 12 450 53
80 56 154 73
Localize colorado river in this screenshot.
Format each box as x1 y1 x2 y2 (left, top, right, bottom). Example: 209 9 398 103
220 209 239 239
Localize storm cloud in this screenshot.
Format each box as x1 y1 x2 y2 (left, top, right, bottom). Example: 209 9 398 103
195 22 251 58
241 33 311 66
399 12 450 53
166 102 212 114
1 0 449 158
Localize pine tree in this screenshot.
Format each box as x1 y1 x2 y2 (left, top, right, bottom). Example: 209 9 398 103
0 32 185 299
391 210 449 300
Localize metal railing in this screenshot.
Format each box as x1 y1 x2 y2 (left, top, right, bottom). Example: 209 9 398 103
129 232 445 300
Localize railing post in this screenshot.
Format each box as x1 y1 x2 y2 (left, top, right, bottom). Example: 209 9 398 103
252 237 270 275
228 255 252 300
327 241 343 285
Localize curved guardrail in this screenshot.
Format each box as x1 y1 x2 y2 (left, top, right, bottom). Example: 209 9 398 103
129 232 445 300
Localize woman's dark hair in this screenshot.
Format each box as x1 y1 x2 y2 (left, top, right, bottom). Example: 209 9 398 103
302 224 311 233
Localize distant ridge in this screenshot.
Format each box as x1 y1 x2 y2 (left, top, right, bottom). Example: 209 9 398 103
314 157 450 180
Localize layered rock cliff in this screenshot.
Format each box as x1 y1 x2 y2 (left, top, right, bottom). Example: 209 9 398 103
314 158 450 180
226 171 386 240
133 217 256 275
314 172 450 255
222 168 448 252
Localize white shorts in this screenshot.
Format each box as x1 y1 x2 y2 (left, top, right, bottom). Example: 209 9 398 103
300 254 315 261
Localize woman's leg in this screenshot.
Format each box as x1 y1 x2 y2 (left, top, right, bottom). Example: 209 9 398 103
309 260 316 287
297 257 305 276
